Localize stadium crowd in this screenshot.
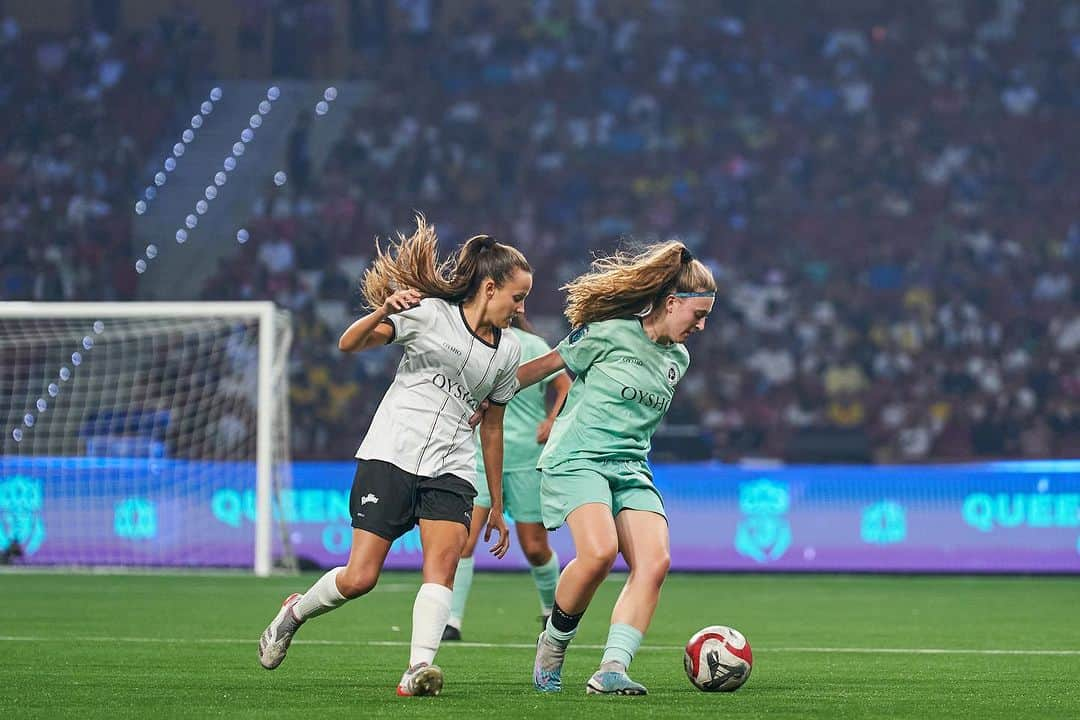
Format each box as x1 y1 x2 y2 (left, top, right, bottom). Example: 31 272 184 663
2 1 1078 462
0 4 213 302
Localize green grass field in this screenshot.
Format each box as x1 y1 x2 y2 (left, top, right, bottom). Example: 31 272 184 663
2 571 1079 719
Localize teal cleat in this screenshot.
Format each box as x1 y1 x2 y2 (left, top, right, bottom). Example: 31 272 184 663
585 669 648 696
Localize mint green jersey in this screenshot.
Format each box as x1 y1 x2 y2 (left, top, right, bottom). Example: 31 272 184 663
477 327 557 474
538 318 690 468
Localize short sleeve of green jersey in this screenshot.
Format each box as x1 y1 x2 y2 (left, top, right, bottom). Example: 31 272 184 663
384 298 436 346
554 323 609 375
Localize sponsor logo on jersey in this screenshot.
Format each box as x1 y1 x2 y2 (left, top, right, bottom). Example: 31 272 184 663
567 325 589 344
360 493 379 506
431 373 480 409
620 385 670 412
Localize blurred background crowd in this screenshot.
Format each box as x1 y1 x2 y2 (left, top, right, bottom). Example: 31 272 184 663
1 0 1077 462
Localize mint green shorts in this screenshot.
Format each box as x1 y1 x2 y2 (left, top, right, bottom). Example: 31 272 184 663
539 458 665 530
473 468 544 524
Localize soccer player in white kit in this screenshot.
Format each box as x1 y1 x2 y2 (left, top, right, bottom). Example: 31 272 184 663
258 216 532 697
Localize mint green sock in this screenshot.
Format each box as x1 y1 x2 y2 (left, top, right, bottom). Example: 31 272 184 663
545 613 578 645
447 556 474 629
529 550 560 615
601 623 644 669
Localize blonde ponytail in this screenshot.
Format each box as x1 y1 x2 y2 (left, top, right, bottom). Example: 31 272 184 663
563 241 716 326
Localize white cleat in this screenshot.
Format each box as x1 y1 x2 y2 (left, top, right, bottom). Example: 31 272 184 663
258 593 303 669
397 663 444 696
533 631 567 692
586 668 648 695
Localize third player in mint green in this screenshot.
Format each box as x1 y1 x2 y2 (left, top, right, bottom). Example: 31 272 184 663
443 314 572 641
518 241 716 696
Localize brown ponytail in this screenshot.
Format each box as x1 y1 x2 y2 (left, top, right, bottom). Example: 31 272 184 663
362 214 532 309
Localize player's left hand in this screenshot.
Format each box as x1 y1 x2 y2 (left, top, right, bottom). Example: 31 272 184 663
536 417 554 443
468 399 491 429
483 504 511 558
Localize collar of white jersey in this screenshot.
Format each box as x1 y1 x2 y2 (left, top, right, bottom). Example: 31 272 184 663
458 303 501 349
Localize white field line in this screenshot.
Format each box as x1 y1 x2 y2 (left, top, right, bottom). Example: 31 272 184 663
0 635 1077 656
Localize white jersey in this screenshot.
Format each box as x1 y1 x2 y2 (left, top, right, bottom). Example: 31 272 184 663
355 297 521 485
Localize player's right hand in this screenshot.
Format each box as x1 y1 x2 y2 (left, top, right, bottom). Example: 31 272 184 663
468 399 491 429
536 417 555 443
381 288 422 315
484 504 511 559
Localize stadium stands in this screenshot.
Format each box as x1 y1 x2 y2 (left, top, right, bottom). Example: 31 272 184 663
2 0 1077 461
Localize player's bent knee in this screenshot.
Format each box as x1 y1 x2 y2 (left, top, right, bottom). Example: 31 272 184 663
579 543 618 574
460 537 481 558
424 568 457 587
519 533 552 565
633 553 671 586
655 553 672 582
337 568 379 598
523 546 552 566
430 544 464 568
461 521 487 557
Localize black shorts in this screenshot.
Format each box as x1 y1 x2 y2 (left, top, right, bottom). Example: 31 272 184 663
349 459 477 541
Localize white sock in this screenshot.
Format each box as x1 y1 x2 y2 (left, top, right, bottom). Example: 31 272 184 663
293 567 347 621
409 582 452 668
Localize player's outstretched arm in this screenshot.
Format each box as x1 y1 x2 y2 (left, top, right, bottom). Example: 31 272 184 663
337 288 421 352
478 403 511 558
517 350 566 391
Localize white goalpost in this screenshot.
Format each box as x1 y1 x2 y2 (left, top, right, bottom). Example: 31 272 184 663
0 302 295 575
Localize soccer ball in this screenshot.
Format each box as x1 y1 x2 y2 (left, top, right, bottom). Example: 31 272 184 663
683 625 753 692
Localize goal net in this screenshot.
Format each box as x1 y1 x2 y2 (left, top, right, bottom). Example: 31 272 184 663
0 302 295 575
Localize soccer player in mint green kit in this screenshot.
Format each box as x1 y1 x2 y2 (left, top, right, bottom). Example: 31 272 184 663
518 241 716 695
443 314 572 641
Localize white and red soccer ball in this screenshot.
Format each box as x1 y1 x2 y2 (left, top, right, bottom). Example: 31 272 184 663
683 625 753 692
